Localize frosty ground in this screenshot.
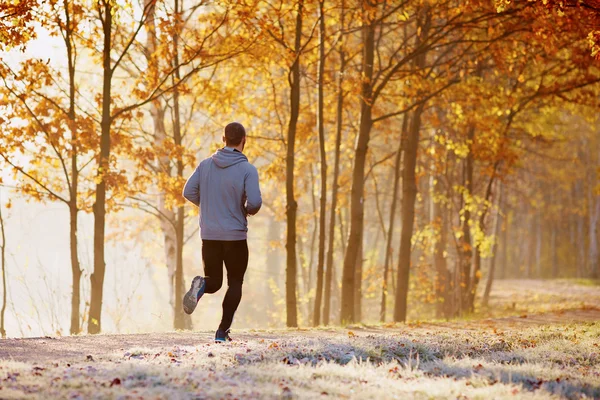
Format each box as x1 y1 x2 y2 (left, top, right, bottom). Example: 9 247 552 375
0 279 599 400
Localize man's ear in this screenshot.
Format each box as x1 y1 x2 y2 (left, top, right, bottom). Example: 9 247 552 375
222 135 227 144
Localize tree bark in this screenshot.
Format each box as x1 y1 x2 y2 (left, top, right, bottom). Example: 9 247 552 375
323 0 346 325
380 115 406 322
340 0 375 324
354 232 363 322
458 126 475 314
432 170 451 318
467 168 496 312
393 103 425 322
89 0 113 334
172 0 192 331
393 6 431 323
483 182 502 308
313 0 328 327
64 0 81 335
285 0 303 328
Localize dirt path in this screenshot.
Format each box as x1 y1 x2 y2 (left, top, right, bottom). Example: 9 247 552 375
1 307 598 364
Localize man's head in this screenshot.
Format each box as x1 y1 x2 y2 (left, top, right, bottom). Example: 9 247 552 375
223 122 246 150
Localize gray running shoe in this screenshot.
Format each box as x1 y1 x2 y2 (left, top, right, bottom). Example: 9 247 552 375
183 276 206 315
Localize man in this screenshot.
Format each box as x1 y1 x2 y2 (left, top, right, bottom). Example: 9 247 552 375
182 122 262 343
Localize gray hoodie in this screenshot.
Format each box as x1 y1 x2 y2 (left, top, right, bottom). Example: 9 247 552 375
183 147 262 240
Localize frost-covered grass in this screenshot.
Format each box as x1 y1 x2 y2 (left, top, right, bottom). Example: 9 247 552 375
1 320 599 399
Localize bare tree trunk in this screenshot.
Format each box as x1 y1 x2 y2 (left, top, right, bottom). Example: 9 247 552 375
313 0 328 327
483 183 502 307
285 0 303 328
500 205 509 280
63 0 81 335
467 168 496 312
380 116 406 322
458 127 474 315
0 192 6 338
354 231 364 322
89 0 113 334
340 1 375 324
433 172 451 318
323 0 346 325
393 103 425 322
589 187 600 279
536 211 542 277
393 6 431 323
171 0 192 331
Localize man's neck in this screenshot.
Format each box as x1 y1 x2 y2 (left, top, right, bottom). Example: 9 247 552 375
225 145 244 153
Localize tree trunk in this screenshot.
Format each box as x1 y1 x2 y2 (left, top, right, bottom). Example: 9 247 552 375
89 0 113 334
589 188 600 279
535 211 542 277
393 103 425 322
354 232 363 322
393 6 431 323
172 0 192 331
340 1 375 324
467 168 496 312
483 183 502 308
69 203 81 334
0 193 6 338
313 0 328 327
64 0 81 335
380 116 406 322
323 1 346 325
458 127 475 315
433 171 451 318
285 0 303 328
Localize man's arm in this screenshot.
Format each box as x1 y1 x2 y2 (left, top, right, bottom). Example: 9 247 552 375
183 165 201 207
244 164 262 215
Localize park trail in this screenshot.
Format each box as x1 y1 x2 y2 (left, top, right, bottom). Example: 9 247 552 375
1 306 598 364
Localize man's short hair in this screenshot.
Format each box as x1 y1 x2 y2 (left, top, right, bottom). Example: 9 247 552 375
224 122 246 146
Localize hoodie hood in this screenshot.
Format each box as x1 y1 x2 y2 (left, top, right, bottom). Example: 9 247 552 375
211 147 248 169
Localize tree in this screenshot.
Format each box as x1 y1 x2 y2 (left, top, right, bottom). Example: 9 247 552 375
312 0 327 327
0 0 38 51
0 0 92 334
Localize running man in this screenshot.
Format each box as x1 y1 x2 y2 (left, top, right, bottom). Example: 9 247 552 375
182 122 262 343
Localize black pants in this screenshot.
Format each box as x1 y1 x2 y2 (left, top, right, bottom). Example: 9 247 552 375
202 239 248 331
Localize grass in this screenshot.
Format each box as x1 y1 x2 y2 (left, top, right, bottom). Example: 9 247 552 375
1 279 599 399
0 321 599 399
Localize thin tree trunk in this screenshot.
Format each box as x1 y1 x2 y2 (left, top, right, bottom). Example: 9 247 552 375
393 103 425 322
354 232 363 322
483 183 502 307
285 0 303 328
89 0 113 334
172 0 192 331
340 1 375 324
313 0 328 327
458 127 475 314
323 0 346 325
393 6 431 323
380 115 406 322
536 211 542 277
500 205 509 280
64 0 81 335
467 168 496 312
433 172 451 318
0 191 6 338
590 189 600 279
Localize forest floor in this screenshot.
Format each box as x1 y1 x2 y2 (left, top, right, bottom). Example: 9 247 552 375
0 279 599 399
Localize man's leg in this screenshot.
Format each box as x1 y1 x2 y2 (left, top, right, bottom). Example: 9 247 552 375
202 240 224 294
219 240 249 331
183 240 224 314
